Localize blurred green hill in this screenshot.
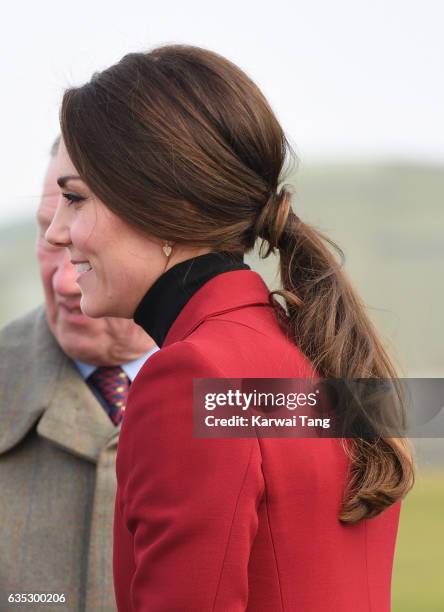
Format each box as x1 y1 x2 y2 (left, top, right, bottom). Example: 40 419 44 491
1 162 443 376
249 161 444 378
0 219 43 321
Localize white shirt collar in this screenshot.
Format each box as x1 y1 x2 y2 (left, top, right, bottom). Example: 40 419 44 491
74 345 159 382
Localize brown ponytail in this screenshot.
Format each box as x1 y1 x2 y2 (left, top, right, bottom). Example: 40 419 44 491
259 189 415 522
60 43 414 524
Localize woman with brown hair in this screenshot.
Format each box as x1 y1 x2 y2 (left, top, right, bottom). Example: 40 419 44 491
46 44 414 611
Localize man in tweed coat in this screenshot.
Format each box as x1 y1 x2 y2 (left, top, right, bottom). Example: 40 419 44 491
0 139 157 611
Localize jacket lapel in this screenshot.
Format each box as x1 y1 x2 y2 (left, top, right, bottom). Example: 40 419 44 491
0 306 117 462
37 356 118 463
0 306 61 455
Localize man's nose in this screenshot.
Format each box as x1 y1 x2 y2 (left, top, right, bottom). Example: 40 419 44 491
52 249 80 297
45 200 71 247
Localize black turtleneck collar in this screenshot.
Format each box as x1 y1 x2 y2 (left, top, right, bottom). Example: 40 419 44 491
133 251 250 347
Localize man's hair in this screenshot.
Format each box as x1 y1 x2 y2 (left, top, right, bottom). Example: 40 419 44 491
50 135 61 158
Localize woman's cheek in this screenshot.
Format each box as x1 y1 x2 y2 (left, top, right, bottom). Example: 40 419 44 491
71 223 93 253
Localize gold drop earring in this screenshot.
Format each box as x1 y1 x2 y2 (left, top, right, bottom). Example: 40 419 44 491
162 241 172 258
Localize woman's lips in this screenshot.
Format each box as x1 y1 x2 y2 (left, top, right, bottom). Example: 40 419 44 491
75 262 92 273
75 262 93 282
76 269 93 283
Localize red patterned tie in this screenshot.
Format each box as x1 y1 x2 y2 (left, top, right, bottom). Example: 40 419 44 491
88 366 130 426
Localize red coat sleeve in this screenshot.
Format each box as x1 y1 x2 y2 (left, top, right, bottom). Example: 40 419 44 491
114 341 264 611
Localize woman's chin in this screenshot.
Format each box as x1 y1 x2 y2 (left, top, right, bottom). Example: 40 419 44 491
79 288 137 319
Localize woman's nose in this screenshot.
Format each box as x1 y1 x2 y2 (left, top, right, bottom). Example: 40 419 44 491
45 200 71 247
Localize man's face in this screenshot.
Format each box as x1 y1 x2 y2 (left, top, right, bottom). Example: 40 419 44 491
36 152 155 365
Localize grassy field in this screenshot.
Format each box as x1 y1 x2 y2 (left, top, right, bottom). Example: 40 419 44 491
393 468 444 610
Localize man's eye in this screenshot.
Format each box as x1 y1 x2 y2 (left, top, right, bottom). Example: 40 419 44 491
62 192 85 206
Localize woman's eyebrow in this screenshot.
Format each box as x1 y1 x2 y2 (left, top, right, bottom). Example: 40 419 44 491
57 175 82 188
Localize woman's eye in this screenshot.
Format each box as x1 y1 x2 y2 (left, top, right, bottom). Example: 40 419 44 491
62 192 85 206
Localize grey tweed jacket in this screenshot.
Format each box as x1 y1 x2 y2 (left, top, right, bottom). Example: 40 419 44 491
0 306 120 611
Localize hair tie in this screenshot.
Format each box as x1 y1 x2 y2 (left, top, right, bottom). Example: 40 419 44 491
255 188 292 256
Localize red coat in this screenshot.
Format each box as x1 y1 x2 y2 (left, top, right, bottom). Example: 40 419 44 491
114 270 400 611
